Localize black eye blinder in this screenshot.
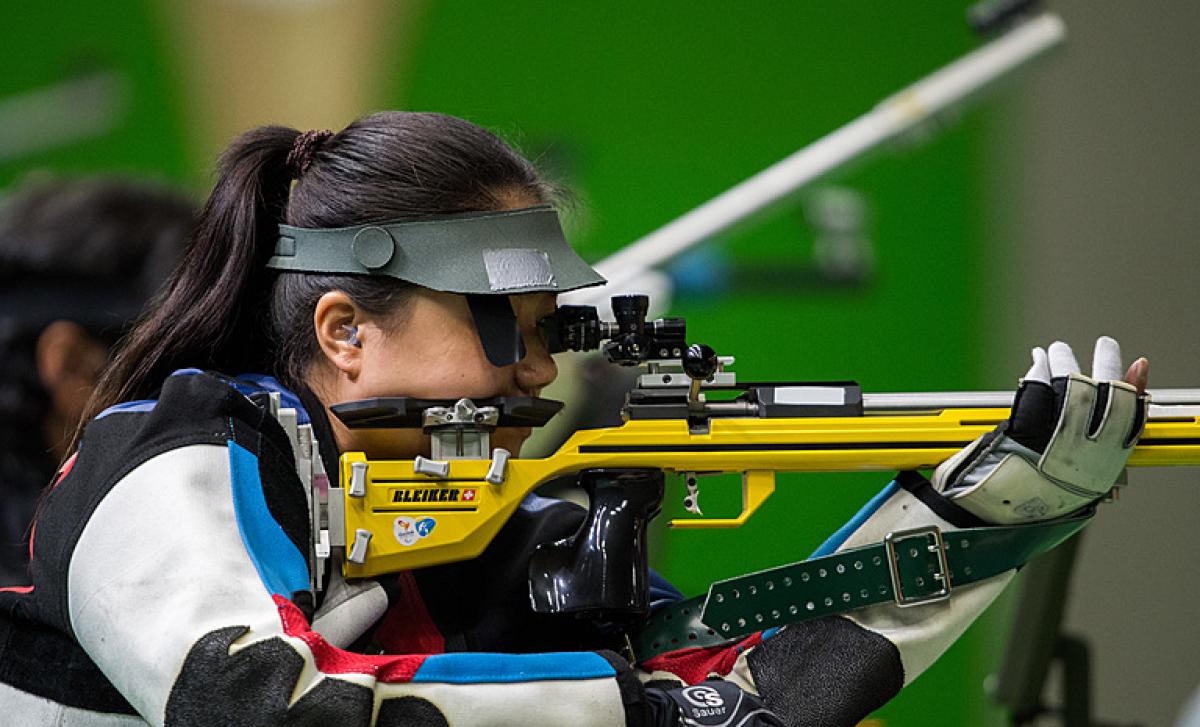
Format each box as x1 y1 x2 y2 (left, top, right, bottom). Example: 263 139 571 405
466 294 526 367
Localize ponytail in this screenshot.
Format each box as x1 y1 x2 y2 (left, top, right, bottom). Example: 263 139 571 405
76 126 301 444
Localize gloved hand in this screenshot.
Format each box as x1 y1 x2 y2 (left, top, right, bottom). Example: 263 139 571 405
647 680 786 727
932 336 1149 524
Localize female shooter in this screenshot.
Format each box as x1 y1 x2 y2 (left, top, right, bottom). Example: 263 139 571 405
0 112 1148 727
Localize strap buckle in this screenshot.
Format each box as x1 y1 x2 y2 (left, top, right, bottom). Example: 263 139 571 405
884 526 951 607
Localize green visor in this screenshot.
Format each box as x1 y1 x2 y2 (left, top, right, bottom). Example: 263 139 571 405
267 205 605 295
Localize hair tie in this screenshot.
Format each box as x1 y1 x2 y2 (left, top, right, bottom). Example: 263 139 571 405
286 129 334 178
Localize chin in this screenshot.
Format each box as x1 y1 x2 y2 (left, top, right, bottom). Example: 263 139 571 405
491 427 531 457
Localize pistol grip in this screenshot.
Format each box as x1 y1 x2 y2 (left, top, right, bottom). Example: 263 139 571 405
528 468 664 618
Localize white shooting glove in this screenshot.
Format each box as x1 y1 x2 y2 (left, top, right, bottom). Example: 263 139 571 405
932 337 1148 524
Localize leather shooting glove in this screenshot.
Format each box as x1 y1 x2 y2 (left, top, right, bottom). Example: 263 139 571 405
933 336 1148 524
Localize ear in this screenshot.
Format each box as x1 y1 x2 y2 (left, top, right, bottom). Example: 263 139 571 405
36 320 109 435
313 291 365 380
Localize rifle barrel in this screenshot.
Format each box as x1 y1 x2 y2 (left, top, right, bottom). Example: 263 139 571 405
862 388 1200 416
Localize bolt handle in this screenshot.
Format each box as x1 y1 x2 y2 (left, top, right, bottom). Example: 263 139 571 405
682 343 719 382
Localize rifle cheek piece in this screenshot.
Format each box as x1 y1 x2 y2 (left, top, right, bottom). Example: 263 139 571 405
528 468 664 619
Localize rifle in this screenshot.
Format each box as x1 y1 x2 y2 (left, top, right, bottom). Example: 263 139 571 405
280 6 1195 648
312 296 1200 601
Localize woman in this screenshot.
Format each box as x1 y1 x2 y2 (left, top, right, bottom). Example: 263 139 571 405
0 112 1148 726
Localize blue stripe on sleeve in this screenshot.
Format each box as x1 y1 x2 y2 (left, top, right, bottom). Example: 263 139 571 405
650 569 684 611
228 441 310 598
94 400 157 419
232 374 310 424
412 652 617 684
518 493 562 513
94 369 203 419
809 480 900 558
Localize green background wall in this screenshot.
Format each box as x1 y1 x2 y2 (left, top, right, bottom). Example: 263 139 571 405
2 3 1012 724
0 4 189 186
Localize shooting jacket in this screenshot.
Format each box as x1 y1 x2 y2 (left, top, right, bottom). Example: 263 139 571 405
0 370 1013 726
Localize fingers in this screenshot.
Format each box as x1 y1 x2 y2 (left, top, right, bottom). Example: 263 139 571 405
1047 341 1081 378
1124 357 1149 395
1091 336 1147 393
1024 346 1051 384
1091 336 1123 381
1032 338 1145 391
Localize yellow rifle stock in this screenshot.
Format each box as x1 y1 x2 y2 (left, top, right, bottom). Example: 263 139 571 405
336 402 1200 579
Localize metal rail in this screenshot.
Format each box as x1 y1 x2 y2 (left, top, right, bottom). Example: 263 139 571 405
862 388 1200 417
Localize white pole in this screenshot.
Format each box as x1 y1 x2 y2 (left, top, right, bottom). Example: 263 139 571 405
569 14 1066 303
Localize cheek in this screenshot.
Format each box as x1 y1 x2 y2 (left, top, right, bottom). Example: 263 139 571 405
360 326 501 400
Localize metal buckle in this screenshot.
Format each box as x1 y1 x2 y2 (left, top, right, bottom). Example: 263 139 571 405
884 526 952 607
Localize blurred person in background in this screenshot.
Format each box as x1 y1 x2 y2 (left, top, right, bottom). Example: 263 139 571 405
0 176 194 585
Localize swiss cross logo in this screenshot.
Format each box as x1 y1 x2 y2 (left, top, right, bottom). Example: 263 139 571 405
462 489 477 502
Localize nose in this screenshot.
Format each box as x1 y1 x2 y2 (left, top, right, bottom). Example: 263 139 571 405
515 329 558 395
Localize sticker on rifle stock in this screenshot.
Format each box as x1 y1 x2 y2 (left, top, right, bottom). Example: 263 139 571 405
391 487 478 505
394 516 436 546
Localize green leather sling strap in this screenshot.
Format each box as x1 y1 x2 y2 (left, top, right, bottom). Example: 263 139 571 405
631 510 1091 662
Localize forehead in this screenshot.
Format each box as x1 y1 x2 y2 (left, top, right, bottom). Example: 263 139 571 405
408 288 555 314
510 291 558 313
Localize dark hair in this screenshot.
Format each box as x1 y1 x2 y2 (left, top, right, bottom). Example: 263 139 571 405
81 112 559 441
0 175 193 285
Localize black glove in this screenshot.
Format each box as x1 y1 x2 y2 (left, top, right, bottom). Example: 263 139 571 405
648 679 785 727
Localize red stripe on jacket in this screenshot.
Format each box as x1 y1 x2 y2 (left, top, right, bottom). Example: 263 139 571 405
641 633 764 684
274 595 428 683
